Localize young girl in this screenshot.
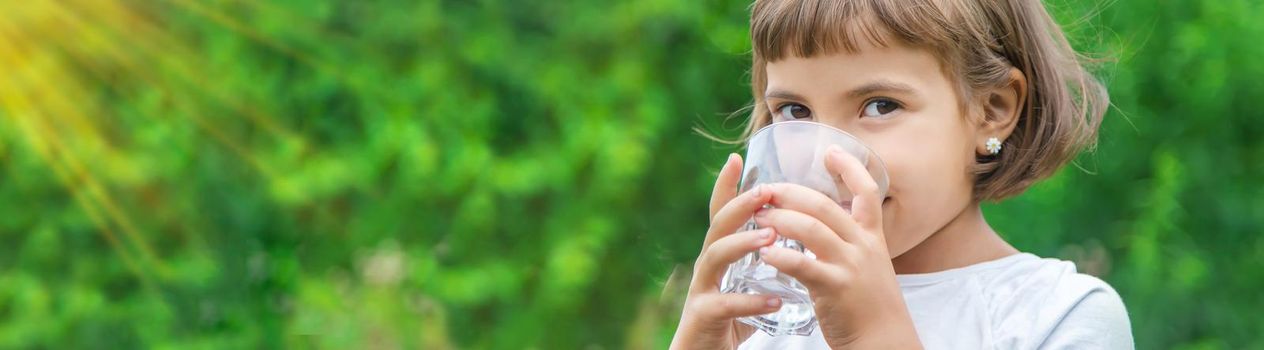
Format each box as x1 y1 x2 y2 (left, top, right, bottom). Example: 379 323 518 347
671 0 1132 349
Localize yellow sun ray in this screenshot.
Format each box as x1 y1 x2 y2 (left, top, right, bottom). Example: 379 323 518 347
0 2 192 279
50 0 308 153
0 50 158 295
162 0 393 98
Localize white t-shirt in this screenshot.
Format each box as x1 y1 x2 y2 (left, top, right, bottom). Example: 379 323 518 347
738 253 1134 349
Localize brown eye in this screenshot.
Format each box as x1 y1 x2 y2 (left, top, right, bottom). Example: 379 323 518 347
862 98 901 118
778 103 812 120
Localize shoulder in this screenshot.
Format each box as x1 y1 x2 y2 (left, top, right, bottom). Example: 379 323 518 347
983 255 1134 349
1034 273 1134 349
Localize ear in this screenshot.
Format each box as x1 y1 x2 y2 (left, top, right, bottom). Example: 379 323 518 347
975 68 1027 156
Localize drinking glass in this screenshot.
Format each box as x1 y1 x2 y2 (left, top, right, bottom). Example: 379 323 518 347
719 120 889 336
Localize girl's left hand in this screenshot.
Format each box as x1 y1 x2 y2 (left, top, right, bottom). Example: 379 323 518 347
753 145 923 349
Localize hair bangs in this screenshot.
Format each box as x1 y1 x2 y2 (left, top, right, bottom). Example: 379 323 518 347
751 0 956 62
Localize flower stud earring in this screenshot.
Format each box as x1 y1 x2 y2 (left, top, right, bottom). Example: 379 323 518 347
986 137 1003 155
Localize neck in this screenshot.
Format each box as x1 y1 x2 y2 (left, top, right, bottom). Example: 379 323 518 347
891 202 1019 274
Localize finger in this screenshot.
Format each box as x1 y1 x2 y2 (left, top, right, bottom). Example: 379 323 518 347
702 183 771 251
708 153 743 221
692 292 784 322
758 246 839 290
764 182 863 244
751 208 847 261
693 227 777 290
824 145 884 232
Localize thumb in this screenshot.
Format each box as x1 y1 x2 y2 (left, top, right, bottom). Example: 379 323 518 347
824 145 884 232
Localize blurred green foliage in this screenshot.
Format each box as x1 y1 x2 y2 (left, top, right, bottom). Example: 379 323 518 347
0 0 1260 349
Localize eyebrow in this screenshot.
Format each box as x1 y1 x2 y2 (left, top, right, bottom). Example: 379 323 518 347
765 79 919 101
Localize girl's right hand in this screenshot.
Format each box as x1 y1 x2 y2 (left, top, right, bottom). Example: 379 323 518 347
670 154 781 350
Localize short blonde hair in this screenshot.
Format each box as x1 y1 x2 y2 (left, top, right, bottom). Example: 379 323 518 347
744 0 1108 201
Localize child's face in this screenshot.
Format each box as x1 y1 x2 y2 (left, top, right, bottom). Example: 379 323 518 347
763 41 977 258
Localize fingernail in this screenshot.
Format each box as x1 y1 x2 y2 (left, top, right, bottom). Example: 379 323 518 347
757 228 771 239
750 184 762 197
727 153 739 166
827 145 843 155
766 297 782 308
759 247 772 257
754 208 768 218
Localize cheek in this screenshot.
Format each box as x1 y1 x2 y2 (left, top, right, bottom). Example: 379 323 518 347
882 134 972 215
872 114 976 251
872 112 975 198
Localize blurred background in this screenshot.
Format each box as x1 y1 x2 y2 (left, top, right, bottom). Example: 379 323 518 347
1 0 1261 348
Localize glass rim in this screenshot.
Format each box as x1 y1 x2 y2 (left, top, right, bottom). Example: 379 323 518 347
746 120 889 178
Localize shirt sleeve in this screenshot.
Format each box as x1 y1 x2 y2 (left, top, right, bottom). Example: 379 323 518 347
1037 284 1135 350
